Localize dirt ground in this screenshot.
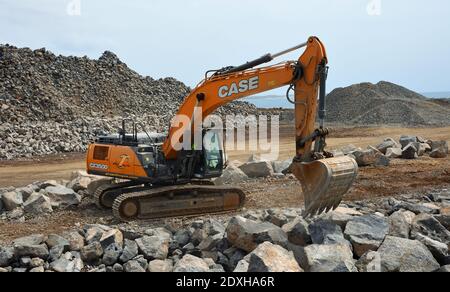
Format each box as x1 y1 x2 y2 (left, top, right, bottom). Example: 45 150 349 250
1 125 450 242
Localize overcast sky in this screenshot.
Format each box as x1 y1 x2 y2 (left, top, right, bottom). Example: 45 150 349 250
1 0 449 97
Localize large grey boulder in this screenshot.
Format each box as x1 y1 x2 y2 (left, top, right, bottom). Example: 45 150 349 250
14 244 49 259
102 243 122 266
402 142 418 159
23 192 53 214
272 160 292 174
356 251 381 272
123 260 146 273
385 147 402 159
430 140 448 158
281 217 311 246
99 229 123 249
173 254 210 272
388 210 415 238
399 135 418 149
376 138 399 154
46 234 70 250
226 216 288 252
63 231 85 251
80 242 104 262
120 239 139 263
410 214 450 246
239 161 274 178
136 235 169 260
302 243 357 272
245 242 303 272
50 256 84 272
377 236 440 272
0 247 14 267
414 233 449 265
308 219 349 245
214 165 248 185
45 185 81 207
1 191 23 211
344 215 389 257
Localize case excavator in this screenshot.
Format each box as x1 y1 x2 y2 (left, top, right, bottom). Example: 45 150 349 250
86 36 358 221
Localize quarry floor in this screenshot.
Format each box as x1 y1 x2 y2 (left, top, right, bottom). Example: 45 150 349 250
1 126 450 242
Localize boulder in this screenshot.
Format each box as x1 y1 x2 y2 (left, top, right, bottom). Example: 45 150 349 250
385 147 402 159
302 243 357 272
414 233 449 265
12 234 45 246
271 160 292 174
123 260 146 273
81 242 104 262
2 191 23 211
99 229 123 249
29 266 45 273
0 247 14 267
23 192 53 214
402 142 418 159
46 234 70 250
45 185 81 207
63 231 85 251
245 242 302 272
355 251 381 272
438 265 450 272
281 217 311 246
239 161 274 178
214 165 248 185
392 201 439 215
352 149 378 167
48 245 65 262
173 254 210 272
308 219 349 245
136 235 169 260
339 144 360 155
376 138 399 154
148 259 174 272
410 214 450 246
102 243 122 266
430 140 448 158
344 215 389 257
388 210 415 238
119 239 139 263
377 236 440 272
14 244 49 259
399 135 418 149
226 216 288 252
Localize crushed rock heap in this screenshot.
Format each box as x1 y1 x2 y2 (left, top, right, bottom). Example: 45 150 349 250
326 81 450 126
0 44 257 160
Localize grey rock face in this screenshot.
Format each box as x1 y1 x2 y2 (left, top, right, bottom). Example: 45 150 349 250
238 161 274 178
135 235 169 260
344 215 389 257
377 236 440 272
246 242 302 272
226 216 288 252
308 219 349 245
173 254 210 272
302 243 357 272
1 191 23 211
281 217 311 246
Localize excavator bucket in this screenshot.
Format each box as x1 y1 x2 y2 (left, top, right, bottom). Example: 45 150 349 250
291 156 358 217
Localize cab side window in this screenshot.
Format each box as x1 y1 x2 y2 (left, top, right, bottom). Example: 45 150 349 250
93 146 109 160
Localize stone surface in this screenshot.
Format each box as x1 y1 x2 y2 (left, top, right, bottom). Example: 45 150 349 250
281 217 311 246
148 259 173 272
23 192 53 214
63 231 85 251
385 147 402 159
102 243 122 266
402 142 418 159
0 247 14 267
81 242 103 262
430 140 448 158
376 138 399 154
377 236 440 272
226 216 288 252
308 219 348 245
46 234 70 250
302 243 357 272
344 215 389 257
271 160 292 174
123 260 146 273
214 165 248 185
414 233 449 265
99 229 123 249
410 213 450 245
14 244 49 259
45 185 81 207
120 239 139 263
173 254 210 272
239 161 274 178
1 191 23 211
246 242 302 272
400 136 418 148
136 235 169 260
355 251 381 272
388 210 415 238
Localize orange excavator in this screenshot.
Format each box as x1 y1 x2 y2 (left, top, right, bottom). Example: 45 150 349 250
86 36 358 221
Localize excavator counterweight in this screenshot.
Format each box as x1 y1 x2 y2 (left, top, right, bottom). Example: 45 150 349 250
86 36 358 221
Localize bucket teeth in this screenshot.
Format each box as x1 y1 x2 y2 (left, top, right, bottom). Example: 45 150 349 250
293 156 358 218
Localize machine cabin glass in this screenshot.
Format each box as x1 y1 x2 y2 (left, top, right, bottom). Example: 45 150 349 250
203 131 224 173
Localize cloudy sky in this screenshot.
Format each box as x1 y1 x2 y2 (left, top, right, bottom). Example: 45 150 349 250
1 0 449 98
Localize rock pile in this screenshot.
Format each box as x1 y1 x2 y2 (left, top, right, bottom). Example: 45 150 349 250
0 189 449 272
0 44 257 160
0 170 109 221
333 136 448 168
326 81 450 126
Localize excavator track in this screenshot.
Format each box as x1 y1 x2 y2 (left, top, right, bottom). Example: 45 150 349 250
93 181 145 209
112 185 246 221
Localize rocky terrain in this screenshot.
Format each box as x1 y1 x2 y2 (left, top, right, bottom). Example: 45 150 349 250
0 134 448 272
0 44 257 160
326 81 450 126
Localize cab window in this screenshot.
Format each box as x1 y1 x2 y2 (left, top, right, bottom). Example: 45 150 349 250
93 146 109 160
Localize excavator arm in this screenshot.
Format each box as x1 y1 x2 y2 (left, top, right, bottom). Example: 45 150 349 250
162 36 358 216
